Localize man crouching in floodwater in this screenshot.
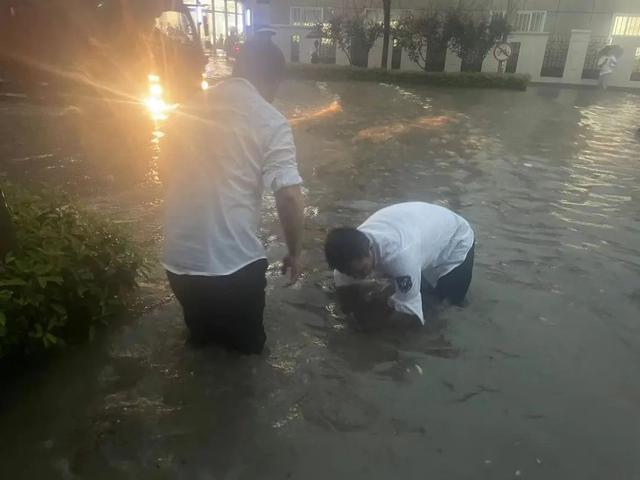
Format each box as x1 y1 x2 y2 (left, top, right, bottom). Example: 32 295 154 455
325 202 474 329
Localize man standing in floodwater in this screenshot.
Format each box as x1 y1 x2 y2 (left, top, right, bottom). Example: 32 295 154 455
325 202 474 328
161 40 304 354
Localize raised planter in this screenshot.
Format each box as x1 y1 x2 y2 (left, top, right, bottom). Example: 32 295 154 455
286 63 530 91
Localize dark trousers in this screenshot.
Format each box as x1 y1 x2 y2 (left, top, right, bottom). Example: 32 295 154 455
433 243 475 306
167 259 268 354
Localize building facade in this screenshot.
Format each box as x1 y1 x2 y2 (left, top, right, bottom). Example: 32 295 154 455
251 0 640 89
263 0 640 36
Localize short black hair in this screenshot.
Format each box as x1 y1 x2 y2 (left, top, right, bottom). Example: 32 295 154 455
233 38 286 86
324 228 370 272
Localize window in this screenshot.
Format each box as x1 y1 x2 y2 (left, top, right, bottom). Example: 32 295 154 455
490 11 506 22
512 10 546 33
155 11 196 44
612 15 640 36
290 6 323 26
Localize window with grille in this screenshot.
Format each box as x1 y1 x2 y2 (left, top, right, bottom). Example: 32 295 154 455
290 6 323 26
513 10 546 33
612 15 640 36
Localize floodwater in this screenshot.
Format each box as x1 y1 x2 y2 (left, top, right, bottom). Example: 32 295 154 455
1 79 639 479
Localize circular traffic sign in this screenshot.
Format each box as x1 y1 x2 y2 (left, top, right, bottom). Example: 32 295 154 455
493 43 512 62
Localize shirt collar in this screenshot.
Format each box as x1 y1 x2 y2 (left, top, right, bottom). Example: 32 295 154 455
362 231 380 271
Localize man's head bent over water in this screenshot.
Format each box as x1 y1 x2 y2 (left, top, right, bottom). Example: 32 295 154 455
325 228 374 279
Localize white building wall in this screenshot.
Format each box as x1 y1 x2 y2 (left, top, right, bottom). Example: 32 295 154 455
509 32 549 82
562 29 591 84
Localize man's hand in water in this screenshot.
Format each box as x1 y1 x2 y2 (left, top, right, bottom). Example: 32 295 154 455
282 254 302 284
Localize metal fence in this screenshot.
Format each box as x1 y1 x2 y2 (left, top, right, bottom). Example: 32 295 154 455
540 36 570 78
581 36 608 79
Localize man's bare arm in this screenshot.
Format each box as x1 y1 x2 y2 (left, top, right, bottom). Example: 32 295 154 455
275 184 304 283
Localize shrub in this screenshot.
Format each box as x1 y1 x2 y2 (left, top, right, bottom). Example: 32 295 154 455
449 11 511 72
393 10 457 72
286 63 530 91
0 186 145 359
321 15 383 68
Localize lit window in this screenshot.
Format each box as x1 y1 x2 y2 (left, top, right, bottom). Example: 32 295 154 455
290 6 323 26
612 15 640 36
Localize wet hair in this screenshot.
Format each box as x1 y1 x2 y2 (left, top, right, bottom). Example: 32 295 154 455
233 39 286 88
325 228 370 272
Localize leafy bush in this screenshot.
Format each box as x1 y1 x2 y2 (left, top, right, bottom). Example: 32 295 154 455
321 15 383 67
394 10 457 72
449 12 511 72
286 63 530 91
0 187 145 359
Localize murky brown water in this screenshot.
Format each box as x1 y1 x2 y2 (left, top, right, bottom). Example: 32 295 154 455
1 79 639 479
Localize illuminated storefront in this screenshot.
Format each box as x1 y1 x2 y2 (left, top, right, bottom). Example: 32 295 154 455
184 0 246 48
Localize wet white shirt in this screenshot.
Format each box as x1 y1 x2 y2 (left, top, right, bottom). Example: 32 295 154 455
162 78 302 275
334 202 474 324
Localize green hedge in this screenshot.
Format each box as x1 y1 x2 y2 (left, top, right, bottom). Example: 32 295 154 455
0 187 145 359
286 63 530 91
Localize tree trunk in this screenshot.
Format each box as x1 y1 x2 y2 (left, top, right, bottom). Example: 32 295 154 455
381 0 391 69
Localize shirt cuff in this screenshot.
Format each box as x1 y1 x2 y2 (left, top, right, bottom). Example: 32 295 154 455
266 168 303 193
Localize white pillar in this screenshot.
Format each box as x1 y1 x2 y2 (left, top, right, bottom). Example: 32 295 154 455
562 29 591 84
444 48 461 72
482 48 500 73
510 32 549 81
400 49 424 71
369 38 386 69
336 47 350 66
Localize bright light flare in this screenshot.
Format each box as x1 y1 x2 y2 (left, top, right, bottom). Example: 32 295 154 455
144 73 175 121
145 97 175 121
149 83 163 96
201 79 209 90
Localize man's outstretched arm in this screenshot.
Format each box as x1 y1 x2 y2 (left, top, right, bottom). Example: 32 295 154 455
275 184 304 283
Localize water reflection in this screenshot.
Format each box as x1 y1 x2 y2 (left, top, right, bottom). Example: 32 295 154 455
353 115 458 143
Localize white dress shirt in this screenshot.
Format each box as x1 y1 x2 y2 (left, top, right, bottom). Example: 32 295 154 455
162 78 302 276
334 202 474 324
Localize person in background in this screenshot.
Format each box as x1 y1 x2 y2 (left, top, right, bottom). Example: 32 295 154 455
597 46 618 90
325 202 474 329
161 39 304 354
